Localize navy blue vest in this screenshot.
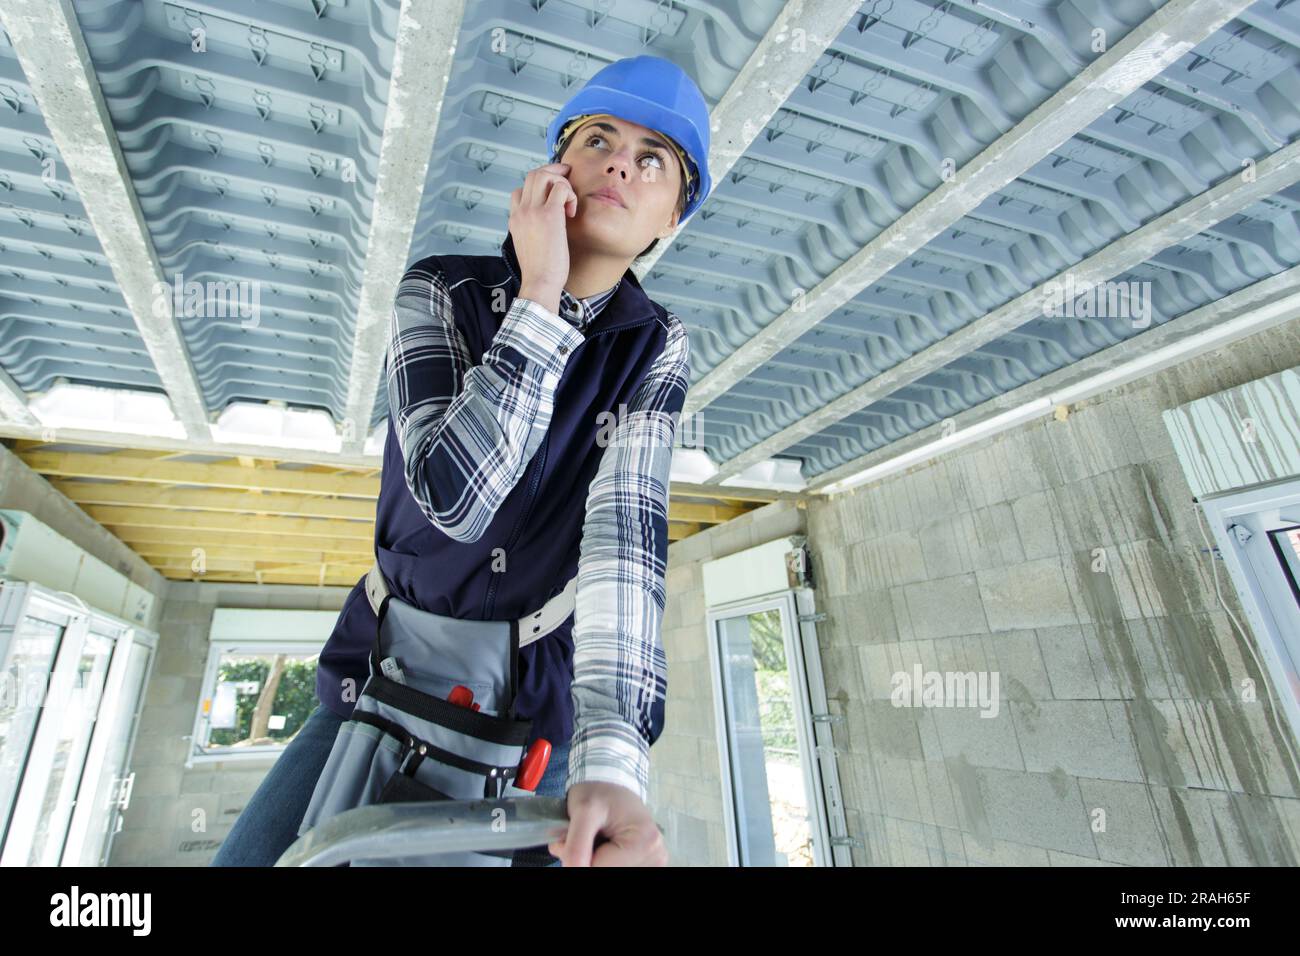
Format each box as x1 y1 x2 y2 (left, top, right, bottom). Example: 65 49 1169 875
316 232 672 750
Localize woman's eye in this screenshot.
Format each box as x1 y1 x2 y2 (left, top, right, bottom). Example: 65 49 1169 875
586 134 665 170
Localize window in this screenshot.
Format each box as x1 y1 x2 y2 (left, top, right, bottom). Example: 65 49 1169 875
187 609 338 766
198 647 319 753
702 542 853 867
712 601 815 866
1199 478 1300 746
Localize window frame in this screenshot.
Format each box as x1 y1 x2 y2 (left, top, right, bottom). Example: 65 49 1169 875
187 638 325 766
705 586 852 867
1199 476 1300 749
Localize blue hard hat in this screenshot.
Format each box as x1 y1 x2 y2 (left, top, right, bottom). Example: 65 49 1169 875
546 55 712 224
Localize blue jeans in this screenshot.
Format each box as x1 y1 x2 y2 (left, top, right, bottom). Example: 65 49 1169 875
211 702 570 867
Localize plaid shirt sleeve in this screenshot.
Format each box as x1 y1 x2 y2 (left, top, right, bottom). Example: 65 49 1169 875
567 312 691 803
386 260 585 543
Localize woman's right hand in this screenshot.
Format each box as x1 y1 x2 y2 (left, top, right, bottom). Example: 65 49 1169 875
509 162 577 311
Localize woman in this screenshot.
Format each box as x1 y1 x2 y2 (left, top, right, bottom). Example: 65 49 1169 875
212 54 712 868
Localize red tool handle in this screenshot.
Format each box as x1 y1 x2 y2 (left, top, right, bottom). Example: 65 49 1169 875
449 686 548 791
448 684 480 711
515 738 552 791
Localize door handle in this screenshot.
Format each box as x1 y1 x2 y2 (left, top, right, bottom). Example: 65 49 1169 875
115 771 136 811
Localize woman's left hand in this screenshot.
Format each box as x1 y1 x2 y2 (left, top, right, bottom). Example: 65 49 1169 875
548 781 669 866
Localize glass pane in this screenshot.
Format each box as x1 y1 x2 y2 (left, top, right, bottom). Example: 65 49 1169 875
79 640 152 866
201 651 318 751
1269 526 1300 608
718 608 813 867
0 615 64 847
28 629 115 865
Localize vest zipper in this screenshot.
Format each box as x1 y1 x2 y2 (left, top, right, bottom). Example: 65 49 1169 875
483 430 549 619
480 317 661 620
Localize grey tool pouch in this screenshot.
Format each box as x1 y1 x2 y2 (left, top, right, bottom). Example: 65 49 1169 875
297 590 551 867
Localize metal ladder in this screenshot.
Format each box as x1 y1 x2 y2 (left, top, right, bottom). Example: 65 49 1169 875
276 796 571 867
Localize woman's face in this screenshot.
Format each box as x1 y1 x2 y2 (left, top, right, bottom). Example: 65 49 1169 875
559 115 683 258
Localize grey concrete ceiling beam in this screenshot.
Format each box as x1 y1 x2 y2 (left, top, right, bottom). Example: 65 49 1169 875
339 0 466 455
631 0 864 277
0 0 212 440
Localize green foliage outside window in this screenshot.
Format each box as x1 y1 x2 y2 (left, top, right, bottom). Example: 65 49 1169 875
749 611 798 759
208 654 317 748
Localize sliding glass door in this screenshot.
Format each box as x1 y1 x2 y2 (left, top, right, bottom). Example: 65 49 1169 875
0 589 72 851
0 582 156 866
66 625 155 866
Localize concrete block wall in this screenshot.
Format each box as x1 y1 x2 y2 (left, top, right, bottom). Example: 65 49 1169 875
652 320 1300 867
802 318 1300 866
652 497 807 866
107 580 351 866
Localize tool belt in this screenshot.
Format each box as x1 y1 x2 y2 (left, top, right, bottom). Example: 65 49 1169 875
297 562 577 867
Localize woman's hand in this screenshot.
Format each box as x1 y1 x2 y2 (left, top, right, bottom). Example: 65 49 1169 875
548 780 669 866
510 162 577 311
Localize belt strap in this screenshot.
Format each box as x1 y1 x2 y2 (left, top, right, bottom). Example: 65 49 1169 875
365 561 575 649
